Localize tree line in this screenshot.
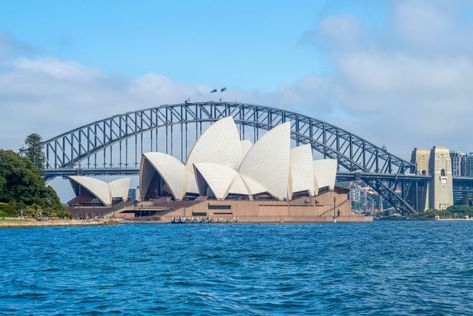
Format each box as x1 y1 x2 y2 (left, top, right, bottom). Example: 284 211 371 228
0 134 72 218
422 205 473 219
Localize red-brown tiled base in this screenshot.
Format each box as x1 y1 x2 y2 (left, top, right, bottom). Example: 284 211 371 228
123 190 372 223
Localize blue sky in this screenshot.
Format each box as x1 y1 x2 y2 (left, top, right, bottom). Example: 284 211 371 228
0 0 385 90
1 0 473 158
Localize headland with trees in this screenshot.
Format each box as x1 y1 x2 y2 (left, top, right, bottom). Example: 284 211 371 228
0 134 72 219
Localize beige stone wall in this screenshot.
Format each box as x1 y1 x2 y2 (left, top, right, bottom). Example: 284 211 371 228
153 190 371 223
411 148 431 175
429 146 454 210
411 148 431 211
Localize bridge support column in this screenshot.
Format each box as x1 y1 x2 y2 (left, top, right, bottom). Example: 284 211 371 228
411 148 430 212
411 146 454 211
429 146 453 211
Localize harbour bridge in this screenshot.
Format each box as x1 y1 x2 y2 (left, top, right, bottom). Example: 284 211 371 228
42 101 472 214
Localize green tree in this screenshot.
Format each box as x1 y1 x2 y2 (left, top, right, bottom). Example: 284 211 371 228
23 133 45 171
446 205 473 217
0 149 66 217
422 205 473 219
0 176 5 194
423 208 446 218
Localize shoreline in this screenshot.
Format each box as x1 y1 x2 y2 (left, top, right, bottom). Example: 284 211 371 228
1 216 372 227
0 218 122 228
436 218 473 221
3 217 472 228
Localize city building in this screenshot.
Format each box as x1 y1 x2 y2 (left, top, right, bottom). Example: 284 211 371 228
466 153 473 177
349 182 361 204
349 182 383 214
450 151 466 177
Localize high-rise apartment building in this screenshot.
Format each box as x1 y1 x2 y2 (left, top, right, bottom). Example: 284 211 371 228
466 153 473 177
450 151 466 177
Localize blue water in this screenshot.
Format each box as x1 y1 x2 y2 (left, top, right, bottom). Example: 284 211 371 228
1 221 473 315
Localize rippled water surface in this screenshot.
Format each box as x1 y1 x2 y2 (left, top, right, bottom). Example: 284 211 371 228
1 221 473 315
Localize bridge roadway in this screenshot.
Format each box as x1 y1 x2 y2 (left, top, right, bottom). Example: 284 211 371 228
45 167 473 205
44 167 435 183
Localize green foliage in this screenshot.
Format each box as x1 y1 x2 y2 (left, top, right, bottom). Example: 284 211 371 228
0 149 68 218
50 208 74 219
23 133 45 171
445 205 473 217
422 205 473 219
0 202 18 217
423 209 445 218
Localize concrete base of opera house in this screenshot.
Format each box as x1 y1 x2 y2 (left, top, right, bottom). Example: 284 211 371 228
112 190 373 223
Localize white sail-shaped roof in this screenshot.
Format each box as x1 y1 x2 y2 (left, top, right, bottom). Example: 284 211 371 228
227 175 250 196
137 117 341 203
69 176 111 205
290 145 315 196
185 174 199 195
238 123 291 200
186 116 242 170
140 156 154 199
69 176 131 206
194 162 259 198
109 178 131 201
240 140 252 159
141 152 187 200
193 163 239 199
313 159 337 191
240 174 269 195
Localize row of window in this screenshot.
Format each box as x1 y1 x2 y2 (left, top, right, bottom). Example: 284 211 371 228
208 204 232 210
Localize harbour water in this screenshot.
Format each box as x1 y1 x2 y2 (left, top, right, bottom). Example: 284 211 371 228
1 221 472 315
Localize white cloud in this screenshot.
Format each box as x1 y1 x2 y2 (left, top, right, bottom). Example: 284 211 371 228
0 48 333 151
303 0 473 155
306 15 365 50
12 57 102 79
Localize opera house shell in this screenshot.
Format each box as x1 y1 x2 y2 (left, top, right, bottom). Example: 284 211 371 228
135 117 373 222
66 117 371 222
68 176 131 207
140 116 337 202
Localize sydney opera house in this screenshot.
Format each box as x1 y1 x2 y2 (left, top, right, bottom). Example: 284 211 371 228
68 117 371 222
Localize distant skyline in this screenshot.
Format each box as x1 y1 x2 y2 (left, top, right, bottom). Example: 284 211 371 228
1 0 473 158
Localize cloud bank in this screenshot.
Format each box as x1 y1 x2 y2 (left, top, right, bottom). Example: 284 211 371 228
0 47 332 152
305 0 473 154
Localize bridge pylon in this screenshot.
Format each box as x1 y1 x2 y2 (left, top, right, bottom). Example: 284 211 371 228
411 146 454 211
411 148 430 212
429 146 453 210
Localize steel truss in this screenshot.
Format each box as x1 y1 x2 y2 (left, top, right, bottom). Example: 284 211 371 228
43 101 421 213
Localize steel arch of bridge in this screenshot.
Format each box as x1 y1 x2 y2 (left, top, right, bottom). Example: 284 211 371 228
42 101 420 213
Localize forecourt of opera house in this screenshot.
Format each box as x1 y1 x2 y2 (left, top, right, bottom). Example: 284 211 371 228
67 117 372 223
